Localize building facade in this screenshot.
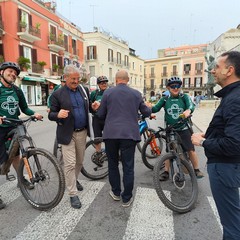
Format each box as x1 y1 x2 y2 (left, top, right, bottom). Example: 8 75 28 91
144 44 208 98
0 0 84 105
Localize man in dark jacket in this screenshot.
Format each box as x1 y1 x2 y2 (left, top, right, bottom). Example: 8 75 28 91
48 64 93 209
97 70 151 207
192 51 240 240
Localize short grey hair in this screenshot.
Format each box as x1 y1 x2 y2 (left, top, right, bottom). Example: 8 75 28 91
64 64 82 77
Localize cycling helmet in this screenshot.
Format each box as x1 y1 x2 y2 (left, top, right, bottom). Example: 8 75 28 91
0 62 21 76
166 77 182 86
97 76 108 84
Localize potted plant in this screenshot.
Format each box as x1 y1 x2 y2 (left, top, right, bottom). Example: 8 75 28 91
52 64 59 74
19 21 27 30
49 32 56 43
37 61 46 71
35 22 41 34
17 56 31 71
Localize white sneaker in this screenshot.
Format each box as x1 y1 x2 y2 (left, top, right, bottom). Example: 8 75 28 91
122 197 133 208
109 191 121 201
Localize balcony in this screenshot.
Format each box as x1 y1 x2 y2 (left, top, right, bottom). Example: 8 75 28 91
195 70 203 75
183 71 191 75
17 23 41 43
149 73 155 78
48 36 65 52
51 67 63 76
32 63 44 74
171 71 178 76
0 20 5 37
161 73 168 77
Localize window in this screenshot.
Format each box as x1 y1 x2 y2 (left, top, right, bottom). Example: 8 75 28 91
195 77 202 87
124 55 129 67
87 46 97 60
117 52 121 64
184 64 191 74
64 35 68 51
172 65 177 75
108 49 113 62
162 66 167 77
150 79 155 89
183 78 190 88
195 62 203 74
72 39 77 55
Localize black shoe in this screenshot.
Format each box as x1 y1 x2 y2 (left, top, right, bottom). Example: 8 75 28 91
0 198 6 210
76 180 83 191
159 171 169 181
70 196 82 209
17 177 34 190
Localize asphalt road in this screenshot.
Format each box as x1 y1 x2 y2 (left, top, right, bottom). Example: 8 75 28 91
0 110 222 240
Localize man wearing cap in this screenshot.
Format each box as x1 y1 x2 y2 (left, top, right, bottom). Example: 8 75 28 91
90 76 108 164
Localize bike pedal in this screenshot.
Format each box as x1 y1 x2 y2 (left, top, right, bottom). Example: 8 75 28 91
6 173 16 181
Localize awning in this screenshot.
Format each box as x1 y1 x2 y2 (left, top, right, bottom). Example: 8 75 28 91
23 76 45 82
46 78 61 85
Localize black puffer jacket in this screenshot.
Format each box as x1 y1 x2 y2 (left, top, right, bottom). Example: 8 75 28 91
203 81 240 164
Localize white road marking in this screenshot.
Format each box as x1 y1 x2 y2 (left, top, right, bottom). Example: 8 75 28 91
207 196 223 232
13 180 105 240
0 179 22 204
123 187 174 240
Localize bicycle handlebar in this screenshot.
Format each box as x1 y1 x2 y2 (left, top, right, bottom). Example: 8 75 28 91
1 116 42 126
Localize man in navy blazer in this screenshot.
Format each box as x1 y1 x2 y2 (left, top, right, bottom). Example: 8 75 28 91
48 64 92 209
97 69 151 207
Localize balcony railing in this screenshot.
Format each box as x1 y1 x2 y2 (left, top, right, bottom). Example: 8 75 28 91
17 23 41 43
32 63 43 73
149 73 155 78
183 71 191 75
195 70 203 75
171 71 178 76
161 73 168 77
48 36 65 52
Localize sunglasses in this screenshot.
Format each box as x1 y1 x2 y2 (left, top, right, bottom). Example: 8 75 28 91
169 84 181 89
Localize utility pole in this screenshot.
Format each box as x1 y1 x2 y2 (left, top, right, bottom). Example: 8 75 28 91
90 4 97 30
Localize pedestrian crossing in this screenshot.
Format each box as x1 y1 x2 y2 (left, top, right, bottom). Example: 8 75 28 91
0 179 222 240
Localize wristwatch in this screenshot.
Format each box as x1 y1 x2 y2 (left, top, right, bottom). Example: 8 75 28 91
199 139 205 146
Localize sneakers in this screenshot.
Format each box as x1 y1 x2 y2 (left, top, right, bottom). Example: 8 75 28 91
122 197 133 208
70 196 82 209
159 171 169 181
17 176 34 190
0 198 6 210
76 180 83 191
194 169 204 179
109 191 121 201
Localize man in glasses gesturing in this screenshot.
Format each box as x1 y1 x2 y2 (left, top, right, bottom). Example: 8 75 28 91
149 77 204 180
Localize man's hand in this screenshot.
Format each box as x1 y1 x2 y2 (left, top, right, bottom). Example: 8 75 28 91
145 101 152 108
191 132 205 146
183 109 191 118
34 113 43 120
57 109 69 119
92 101 100 111
0 117 3 125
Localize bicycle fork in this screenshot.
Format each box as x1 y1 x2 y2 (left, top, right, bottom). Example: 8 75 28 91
149 136 161 155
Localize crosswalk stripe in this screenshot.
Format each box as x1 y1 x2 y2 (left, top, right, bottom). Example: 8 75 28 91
0 179 22 204
207 196 223 232
123 187 174 240
13 180 105 240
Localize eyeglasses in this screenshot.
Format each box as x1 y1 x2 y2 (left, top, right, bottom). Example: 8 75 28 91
99 82 108 85
169 84 181 89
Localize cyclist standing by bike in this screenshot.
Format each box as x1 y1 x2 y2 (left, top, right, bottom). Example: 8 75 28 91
90 76 108 165
0 62 42 209
148 76 204 180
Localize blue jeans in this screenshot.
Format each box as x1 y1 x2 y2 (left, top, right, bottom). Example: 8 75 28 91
207 163 240 240
105 139 137 203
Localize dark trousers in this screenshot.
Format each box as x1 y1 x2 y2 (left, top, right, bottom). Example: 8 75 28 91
207 163 240 240
105 139 137 203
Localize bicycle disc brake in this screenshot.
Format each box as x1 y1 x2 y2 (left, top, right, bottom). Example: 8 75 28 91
173 172 185 189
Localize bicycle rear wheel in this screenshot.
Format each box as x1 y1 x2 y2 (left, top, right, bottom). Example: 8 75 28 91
141 135 165 170
153 153 198 213
18 148 65 211
81 138 108 180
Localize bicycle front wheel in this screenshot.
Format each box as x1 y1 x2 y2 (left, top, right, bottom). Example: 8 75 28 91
18 148 65 211
53 137 63 167
81 138 108 180
153 153 198 213
141 135 164 170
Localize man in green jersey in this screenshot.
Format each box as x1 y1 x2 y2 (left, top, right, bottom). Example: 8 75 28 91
0 62 42 209
150 76 204 180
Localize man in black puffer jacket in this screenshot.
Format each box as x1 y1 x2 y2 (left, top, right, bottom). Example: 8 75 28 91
192 51 240 240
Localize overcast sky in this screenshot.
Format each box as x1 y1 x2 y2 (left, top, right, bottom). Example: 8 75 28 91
55 0 240 60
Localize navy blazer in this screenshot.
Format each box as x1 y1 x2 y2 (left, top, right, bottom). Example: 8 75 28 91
48 85 91 145
97 84 152 141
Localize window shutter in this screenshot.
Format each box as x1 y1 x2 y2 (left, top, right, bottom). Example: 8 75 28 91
93 46 96 59
19 45 23 56
58 56 63 68
32 49 37 64
29 15 32 27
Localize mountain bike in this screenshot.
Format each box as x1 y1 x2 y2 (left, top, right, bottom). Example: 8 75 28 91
53 115 161 179
153 115 198 213
0 116 65 211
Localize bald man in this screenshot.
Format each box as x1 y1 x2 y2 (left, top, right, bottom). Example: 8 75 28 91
97 70 151 207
